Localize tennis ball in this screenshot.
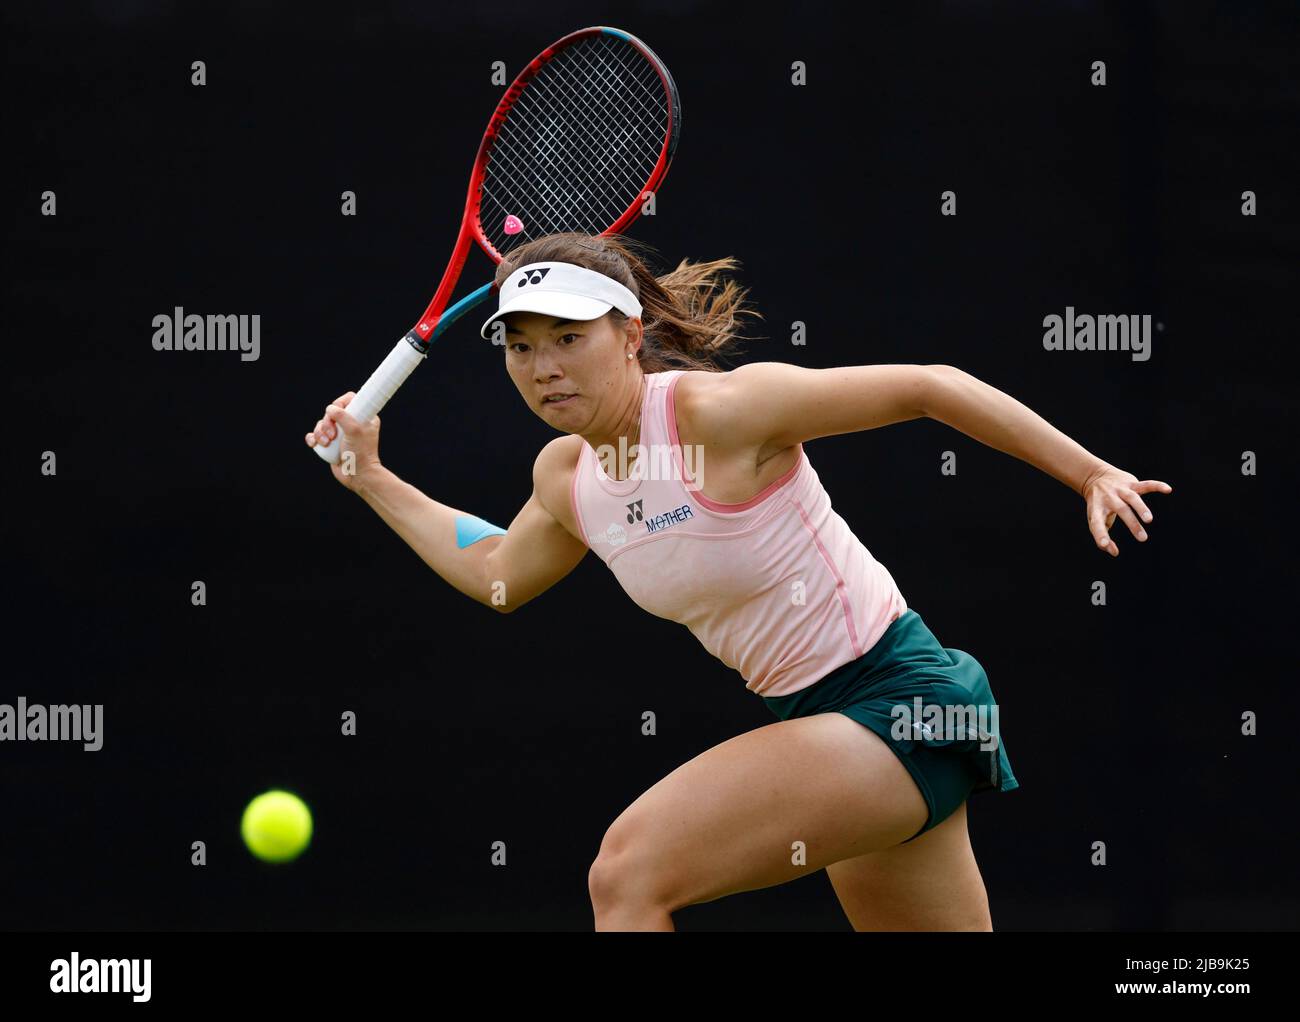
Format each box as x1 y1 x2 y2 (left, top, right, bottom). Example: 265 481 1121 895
241 789 313 863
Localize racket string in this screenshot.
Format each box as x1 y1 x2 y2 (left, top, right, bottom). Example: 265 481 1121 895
488 78 654 239
567 39 668 148
493 115 628 236
490 112 621 234
522 72 659 205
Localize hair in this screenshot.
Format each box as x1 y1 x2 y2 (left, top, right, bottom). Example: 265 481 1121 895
492 232 764 372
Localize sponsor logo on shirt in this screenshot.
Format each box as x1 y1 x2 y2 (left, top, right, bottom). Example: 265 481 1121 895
645 504 694 533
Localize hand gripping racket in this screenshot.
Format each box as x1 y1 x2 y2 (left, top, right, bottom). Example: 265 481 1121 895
314 25 682 463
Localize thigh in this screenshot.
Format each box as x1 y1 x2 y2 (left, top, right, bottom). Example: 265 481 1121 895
592 712 928 913
825 801 993 931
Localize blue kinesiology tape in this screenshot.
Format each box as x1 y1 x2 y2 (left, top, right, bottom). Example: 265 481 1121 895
455 514 508 549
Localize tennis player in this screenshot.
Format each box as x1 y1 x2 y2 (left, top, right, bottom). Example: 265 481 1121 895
306 232 1172 931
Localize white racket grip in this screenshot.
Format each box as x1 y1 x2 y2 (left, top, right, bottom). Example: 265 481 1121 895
315 336 426 464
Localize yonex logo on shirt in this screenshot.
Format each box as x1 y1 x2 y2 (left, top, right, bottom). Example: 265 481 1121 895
645 505 693 533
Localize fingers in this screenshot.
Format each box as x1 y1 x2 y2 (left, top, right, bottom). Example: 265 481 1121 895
305 414 340 448
1131 479 1173 517
1090 500 1143 555
1084 473 1172 557
1121 479 1173 527
303 393 361 450
304 393 368 450
313 395 357 443
1127 491 1154 523
1088 502 1118 556
326 402 362 432
1114 503 1146 542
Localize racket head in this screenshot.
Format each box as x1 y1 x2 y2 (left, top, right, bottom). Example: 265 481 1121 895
467 26 682 265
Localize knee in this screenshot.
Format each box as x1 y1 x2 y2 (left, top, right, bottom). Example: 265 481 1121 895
588 829 673 914
587 852 625 911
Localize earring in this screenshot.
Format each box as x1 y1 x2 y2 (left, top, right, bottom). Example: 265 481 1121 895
627 352 634 360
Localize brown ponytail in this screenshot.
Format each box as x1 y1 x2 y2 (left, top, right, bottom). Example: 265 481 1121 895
491 232 763 372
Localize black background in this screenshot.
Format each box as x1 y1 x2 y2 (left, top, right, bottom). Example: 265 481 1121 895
4 0 1297 932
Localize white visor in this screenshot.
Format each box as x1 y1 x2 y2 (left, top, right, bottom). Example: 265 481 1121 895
479 261 643 340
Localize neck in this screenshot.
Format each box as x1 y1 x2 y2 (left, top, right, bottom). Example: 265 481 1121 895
584 372 646 480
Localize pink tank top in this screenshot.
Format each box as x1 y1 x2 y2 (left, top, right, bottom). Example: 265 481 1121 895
569 369 908 697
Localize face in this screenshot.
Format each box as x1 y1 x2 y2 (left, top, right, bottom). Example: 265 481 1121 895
502 309 643 431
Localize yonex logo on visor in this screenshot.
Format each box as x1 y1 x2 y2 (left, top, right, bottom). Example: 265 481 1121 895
480 260 644 340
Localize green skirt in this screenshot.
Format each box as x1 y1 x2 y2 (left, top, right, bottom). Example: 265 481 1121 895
762 607 1018 843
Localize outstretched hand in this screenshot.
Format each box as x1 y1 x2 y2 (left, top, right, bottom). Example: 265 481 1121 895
1082 464 1173 557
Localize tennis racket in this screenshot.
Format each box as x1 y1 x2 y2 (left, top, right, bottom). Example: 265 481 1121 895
313 25 682 464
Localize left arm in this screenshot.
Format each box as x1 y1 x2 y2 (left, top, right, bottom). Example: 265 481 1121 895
921 364 1172 555
921 364 1106 497
698 361 1172 557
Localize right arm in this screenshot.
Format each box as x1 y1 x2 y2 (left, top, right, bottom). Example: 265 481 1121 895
352 464 588 613
307 394 587 613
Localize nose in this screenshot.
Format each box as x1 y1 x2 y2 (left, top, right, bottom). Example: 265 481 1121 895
532 346 565 382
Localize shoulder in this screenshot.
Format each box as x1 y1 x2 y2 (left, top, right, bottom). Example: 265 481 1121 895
535 432 584 469
672 364 794 452
532 434 585 532
533 432 583 491
673 366 806 483
673 362 804 414
669 367 732 438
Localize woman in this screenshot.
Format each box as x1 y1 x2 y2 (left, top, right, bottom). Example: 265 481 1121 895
305 232 1172 931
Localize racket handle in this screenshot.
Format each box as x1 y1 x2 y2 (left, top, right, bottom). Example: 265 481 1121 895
314 334 427 464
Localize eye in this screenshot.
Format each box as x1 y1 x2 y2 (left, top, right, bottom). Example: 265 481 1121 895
508 342 529 354
558 333 579 344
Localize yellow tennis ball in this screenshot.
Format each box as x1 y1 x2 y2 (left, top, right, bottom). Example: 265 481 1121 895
241 789 313 863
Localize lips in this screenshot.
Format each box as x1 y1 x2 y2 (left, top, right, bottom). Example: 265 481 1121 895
542 393 576 405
